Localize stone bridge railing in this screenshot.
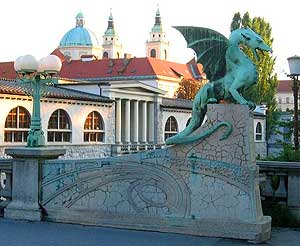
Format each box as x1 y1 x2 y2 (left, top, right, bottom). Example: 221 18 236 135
257 160 300 211
1 158 300 217
1 158 300 208
112 143 166 155
0 159 12 215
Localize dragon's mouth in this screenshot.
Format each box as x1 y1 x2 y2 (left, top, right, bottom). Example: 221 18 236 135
253 46 272 61
252 48 260 61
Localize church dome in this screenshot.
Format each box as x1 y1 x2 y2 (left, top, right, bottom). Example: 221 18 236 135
59 12 99 47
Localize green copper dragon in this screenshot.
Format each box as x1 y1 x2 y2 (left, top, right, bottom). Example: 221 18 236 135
166 27 272 145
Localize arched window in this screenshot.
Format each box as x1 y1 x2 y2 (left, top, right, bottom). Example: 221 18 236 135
84 111 105 142
255 122 263 141
117 52 120 59
164 116 178 140
47 109 71 142
4 106 30 142
150 49 156 58
103 52 108 58
186 118 192 127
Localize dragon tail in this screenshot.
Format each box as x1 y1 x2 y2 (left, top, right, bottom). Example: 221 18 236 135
165 109 206 145
166 107 232 145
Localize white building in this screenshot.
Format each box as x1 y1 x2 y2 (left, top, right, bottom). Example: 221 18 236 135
0 8 267 159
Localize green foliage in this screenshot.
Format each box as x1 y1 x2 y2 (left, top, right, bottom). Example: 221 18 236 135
264 114 300 161
230 13 241 32
262 203 300 227
230 12 279 137
267 143 300 162
175 79 206 100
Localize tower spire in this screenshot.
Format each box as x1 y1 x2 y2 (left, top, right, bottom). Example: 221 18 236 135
75 11 85 27
105 8 115 35
102 8 123 59
146 6 169 60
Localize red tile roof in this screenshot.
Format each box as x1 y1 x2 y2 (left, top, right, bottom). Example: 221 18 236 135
0 79 112 103
278 80 293 93
59 57 204 81
0 62 17 80
50 48 66 62
0 56 205 82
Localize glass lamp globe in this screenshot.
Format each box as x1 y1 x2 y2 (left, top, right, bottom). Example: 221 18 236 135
43 55 62 74
14 56 24 72
19 54 38 72
287 55 300 76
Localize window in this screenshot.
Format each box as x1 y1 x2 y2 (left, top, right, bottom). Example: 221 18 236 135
84 111 105 142
150 49 156 58
186 118 192 127
4 106 30 143
164 50 167 60
164 116 178 140
278 97 282 104
255 122 263 141
286 97 290 104
103 51 109 58
47 109 71 142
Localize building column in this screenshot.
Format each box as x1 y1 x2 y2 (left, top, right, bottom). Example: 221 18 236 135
115 98 122 144
124 99 131 143
132 100 139 143
148 102 155 143
140 101 147 143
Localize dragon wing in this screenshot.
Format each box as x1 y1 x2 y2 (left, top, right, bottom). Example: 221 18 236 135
174 26 228 81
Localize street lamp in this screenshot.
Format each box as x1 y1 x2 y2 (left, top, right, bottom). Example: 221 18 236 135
287 55 300 151
14 54 62 147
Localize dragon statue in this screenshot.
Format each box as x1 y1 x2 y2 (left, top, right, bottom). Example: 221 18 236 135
166 27 272 145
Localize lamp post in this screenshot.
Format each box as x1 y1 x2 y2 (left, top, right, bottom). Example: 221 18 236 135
287 55 300 151
14 54 62 147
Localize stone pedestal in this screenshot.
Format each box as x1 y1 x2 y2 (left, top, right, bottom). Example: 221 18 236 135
4 147 65 221
36 105 270 243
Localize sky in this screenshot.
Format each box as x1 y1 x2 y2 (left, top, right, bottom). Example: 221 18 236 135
1 0 299 79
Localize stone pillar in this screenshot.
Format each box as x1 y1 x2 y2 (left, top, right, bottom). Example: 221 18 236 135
148 102 155 143
140 101 147 143
124 99 131 143
288 173 300 208
115 98 122 144
132 100 139 143
4 147 65 221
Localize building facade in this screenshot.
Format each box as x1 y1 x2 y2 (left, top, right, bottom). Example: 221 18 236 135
0 8 267 159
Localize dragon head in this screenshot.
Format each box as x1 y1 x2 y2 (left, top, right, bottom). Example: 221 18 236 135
231 28 272 61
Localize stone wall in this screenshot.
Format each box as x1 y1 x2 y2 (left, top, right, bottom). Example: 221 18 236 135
39 104 271 243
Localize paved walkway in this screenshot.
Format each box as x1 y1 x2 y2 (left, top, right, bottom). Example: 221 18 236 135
0 218 300 246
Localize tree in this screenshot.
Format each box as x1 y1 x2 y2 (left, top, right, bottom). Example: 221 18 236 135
175 79 206 100
230 13 241 32
230 12 279 136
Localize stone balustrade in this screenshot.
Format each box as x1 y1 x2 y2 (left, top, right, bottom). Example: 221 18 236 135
112 143 165 155
1 158 300 217
257 160 300 214
0 159 13 215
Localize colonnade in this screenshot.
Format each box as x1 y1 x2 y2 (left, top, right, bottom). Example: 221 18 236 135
115 98 155 144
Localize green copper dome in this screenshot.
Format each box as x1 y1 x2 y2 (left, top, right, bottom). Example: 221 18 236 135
59 12 99 47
